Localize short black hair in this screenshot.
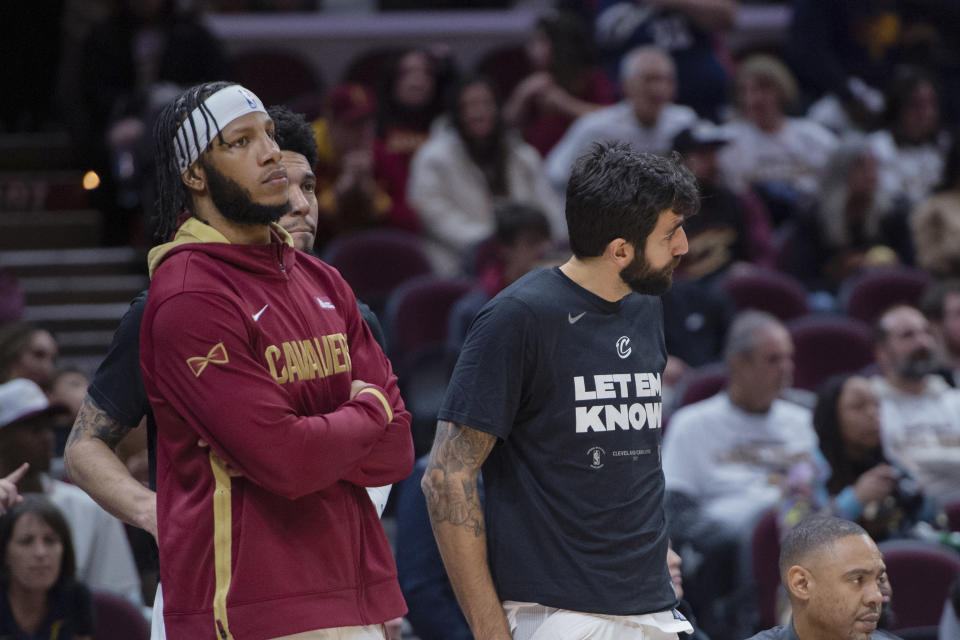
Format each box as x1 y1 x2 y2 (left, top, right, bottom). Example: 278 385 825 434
921 279 960 322
0 495 77 591
564 142 698 258
494 201 551 246
268 105 318 169
152 80 234 243
779 515 869 583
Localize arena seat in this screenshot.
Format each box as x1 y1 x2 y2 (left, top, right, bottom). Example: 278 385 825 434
231 49 324 108
787 315 874 391
842 266 932 326
721 265 809 322
877 539 960 631
92 590 149 640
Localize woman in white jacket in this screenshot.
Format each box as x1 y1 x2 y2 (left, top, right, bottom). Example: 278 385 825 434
408 75 564 275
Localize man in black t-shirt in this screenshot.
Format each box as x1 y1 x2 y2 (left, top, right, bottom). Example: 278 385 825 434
423 142 699 640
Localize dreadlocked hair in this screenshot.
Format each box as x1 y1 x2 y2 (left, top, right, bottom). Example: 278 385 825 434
267 105 319 169
152 80 234 243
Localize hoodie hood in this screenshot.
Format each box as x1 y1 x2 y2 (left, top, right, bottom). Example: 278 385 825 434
148 217 295 278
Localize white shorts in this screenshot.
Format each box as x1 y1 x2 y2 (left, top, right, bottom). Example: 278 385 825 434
270 624 386 640
503 601 693 640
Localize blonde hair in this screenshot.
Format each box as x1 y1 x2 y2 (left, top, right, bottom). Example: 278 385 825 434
737 54 798 112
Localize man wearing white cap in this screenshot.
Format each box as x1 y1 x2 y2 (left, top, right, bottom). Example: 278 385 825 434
140 82 413 640
0 378 141 604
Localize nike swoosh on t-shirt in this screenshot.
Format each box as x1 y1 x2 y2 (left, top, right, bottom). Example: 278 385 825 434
252 304 269 322
568 312 586 324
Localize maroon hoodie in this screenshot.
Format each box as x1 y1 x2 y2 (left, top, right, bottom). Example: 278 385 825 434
140 220 412 639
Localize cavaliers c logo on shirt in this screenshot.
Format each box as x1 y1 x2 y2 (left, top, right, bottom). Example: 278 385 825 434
187 342 229 377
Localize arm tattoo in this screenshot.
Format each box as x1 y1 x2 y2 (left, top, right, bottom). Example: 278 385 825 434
66 395 133 451
422 420 495 538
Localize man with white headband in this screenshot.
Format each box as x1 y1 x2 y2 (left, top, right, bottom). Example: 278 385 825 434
140 81 413 640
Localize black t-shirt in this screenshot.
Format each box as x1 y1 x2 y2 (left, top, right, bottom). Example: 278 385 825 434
87 290 155 489
0 583 93 640
438 267 677 615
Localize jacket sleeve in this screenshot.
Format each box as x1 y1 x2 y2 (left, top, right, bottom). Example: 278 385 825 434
145 291 393 500
338 296 414 487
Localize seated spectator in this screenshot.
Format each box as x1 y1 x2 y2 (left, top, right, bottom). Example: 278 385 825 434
746 515 897 640
663 310 818 640
503 10 615 156
0 379 141 605
871 305 960 505
921 280 960 384
787 136 903 292
718 55 838 219
0 496 93 640
447 201 554 353
408 75 563 275
868 66 950 213
311 83 395 247
0 323 58 391
593 0 735 121
545 45 697 193
911 130 960 278
48 368 89 459
812 374 931 542
374 47 453 234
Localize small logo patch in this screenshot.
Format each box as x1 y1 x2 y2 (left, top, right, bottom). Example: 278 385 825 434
568 312 586 324
316 297 336 310
252 304 269 322
616 336 632 359
186 342 229 377
587 446 605 469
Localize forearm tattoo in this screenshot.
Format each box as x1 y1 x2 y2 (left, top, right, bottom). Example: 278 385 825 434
422 420 495 538
67 395 132 451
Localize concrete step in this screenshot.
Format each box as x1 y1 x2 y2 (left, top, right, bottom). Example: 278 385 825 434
0 210 102 249
0 247 147 278
22 302 133 332
0 171 90 211
18 274 147 305
0 132 77 171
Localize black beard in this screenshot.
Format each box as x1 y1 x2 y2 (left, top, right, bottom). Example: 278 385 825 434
205 160 290 226
619 252 680 296
897 347 940 380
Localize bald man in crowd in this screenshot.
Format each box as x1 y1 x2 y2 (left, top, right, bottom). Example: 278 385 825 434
747 515 899 640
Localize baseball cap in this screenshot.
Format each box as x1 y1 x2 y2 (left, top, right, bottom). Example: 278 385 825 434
328 84 375 123
0 379 54 429
672 122 731 154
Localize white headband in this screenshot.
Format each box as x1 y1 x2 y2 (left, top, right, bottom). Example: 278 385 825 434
174 85 267 173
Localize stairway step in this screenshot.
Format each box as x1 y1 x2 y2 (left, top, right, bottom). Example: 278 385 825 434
0 132 76 171
0 171 90 211
0 210 102 249
22 302 132 331
19 274 147 305
0 247 147 277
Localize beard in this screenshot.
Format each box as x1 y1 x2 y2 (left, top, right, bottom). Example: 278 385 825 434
619 251 681 296
895 346 940 380
204 160 290 226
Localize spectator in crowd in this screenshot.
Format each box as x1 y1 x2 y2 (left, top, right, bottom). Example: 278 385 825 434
868 66 949 213
446 201 554 354
785 1 895 134
746 515 896 640
0 496 93 640
786 136 902 292
593 0 736 121
374 47 453 234
409 75 563 275
78 0 228 245
812 374 931 542
663 310 817 640
921 280 960 384
911 129 960 278
48 368 89 456
545 46 697 193
667 544 710 640
0 324 58 392
871 305 960 505
0 379 141 605
503 10 615 156
311 83 395 247
0 464 27 516
718 54 838 216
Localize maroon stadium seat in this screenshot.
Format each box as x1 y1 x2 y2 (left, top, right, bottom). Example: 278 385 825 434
721 266 809 322
787 315 874 391
843 267 932 326
877 539 960 631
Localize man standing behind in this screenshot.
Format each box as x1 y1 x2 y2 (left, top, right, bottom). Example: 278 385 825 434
423 142 697 639
747 515 897 640
141 82 412 639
